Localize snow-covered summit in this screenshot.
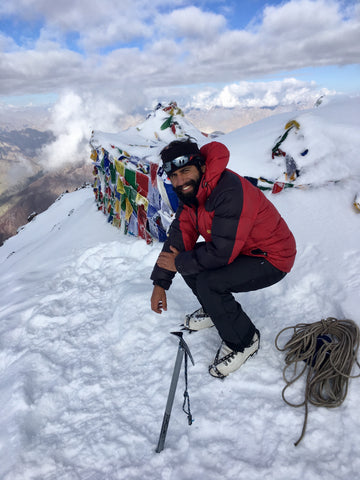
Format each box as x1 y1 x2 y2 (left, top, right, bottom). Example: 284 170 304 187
90 101 209 162
0 96 360 480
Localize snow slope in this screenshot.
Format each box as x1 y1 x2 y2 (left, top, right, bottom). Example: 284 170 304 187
0 96 360 480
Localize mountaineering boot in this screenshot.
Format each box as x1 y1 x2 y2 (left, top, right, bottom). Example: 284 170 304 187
184 307 214 331
209 330 260 378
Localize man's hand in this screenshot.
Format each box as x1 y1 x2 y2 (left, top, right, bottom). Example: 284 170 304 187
151 285 167 314
156 246 179 272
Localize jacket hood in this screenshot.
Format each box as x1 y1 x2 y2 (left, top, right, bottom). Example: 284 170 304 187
197 141 230 202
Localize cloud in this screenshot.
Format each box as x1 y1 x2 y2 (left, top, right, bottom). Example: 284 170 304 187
0 0 358 114
177 1 360 81
257 0 360 66
0 47 86 96
261 0 341 35
186 78 333 109
39 91 128 169
0 0 177 50
158 6 226 39
0 33 18 51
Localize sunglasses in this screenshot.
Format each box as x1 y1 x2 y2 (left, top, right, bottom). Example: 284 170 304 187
163 154 201 174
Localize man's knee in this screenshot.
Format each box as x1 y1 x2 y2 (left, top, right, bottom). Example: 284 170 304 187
196 270 225 297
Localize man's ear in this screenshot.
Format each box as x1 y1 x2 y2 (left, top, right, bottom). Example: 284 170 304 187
201 164 206 173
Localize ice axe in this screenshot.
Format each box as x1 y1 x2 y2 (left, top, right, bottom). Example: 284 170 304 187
155 331 195 453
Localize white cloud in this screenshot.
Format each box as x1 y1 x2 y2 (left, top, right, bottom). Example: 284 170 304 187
0 47 85 95
39 91 128 169
188 78 333 109
0 33 18 51
158 6 226 39
261 0 341 35
0 0 182 51
258 0 360 66
0 0 358 114
178 0 360 80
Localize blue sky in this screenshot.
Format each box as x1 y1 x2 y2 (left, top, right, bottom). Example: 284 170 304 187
0 0 359 114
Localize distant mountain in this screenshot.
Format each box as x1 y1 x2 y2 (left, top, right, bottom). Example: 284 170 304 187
0 128 55 197
0 105 51 131
0 128 55 158
0 163 93 245
185 103 313 134
0 126 93 245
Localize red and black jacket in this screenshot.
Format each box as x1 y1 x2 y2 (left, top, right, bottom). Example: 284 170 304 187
151 141 296 290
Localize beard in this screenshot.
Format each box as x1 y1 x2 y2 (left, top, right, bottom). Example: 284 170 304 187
174 177 202 206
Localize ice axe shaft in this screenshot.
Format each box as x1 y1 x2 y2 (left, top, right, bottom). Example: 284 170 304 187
155 332 194 453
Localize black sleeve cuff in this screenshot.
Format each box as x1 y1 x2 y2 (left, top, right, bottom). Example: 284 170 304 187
152 279 172 290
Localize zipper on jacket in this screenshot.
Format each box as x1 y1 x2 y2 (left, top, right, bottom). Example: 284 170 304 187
251 248 268 257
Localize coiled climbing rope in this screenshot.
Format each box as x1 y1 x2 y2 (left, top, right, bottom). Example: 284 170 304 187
275 317 360 446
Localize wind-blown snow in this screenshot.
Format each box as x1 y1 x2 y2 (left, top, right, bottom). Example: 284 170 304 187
0 96 360 480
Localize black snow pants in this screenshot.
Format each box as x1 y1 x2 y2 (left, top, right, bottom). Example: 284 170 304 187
181 255 286 351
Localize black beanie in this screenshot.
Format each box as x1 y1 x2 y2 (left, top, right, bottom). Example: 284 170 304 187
160 139 203 174
161 139 200 162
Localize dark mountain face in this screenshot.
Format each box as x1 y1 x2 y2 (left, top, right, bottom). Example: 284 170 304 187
0 128 56 158
0 127 93 246
0 128 55 197
0 163 93 245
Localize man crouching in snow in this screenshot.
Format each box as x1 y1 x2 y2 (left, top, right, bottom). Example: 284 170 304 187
150 138 296 378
